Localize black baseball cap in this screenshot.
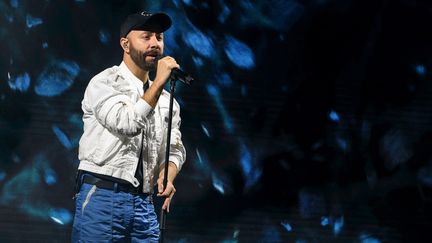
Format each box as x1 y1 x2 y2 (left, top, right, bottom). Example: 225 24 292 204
120 11 172 38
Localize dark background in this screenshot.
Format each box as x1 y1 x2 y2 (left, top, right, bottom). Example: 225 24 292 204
1 0 432 242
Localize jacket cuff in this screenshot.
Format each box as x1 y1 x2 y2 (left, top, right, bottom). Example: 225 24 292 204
134 98 153 118
169 155 183 171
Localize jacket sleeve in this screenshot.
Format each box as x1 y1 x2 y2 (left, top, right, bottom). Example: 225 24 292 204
167 100 186 171
84 74 153 137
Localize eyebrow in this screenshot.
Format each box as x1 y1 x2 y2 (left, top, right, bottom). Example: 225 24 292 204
141 31 164 36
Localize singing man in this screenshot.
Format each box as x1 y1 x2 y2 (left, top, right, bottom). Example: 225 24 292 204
72 11 186 242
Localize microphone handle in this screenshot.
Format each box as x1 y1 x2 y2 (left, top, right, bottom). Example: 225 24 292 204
171 68 193 85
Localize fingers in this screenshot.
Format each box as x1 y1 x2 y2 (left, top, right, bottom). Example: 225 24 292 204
157 183 176 197
162 196 172 213
158 179 164 194
157 181 176 213
159 56 180 70
154 56 180 84
157 179 176 196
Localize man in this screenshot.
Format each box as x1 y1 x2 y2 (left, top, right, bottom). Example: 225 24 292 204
72 11 186 242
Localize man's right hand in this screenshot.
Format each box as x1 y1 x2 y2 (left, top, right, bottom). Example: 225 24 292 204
153 56 180 87
142 56 179 108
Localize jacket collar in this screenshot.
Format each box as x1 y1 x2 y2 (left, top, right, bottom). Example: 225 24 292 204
119 61 149 95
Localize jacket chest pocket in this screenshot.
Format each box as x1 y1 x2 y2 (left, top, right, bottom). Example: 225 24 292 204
91 130 124 165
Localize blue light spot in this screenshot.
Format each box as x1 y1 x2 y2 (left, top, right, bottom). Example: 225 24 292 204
224 35 255 69
241 84 247 96
329 110 340 122
52 125 73 149
218 73 233 87
176 97 185 107
182 0 192 6
240 144 252 175
381 130 412 168
10 0 18 8
6 13 14 23
192 56 204 67
8 72 30 92
359 233 381 243
211 173 225 194
172 0 181 7
207 84 234 133
220 239 236 243
239 0 254 10
49 208 72 225
336 137 348 151
218 4 231 23
42 42 49 48
0 171 6 181
281 221 292 232
415 64 426 77
35 60 80 96
160 11 180 52
196 148 203 165
99 29 110 44
195 148 211 173
233 229 240 238
0 154 52 214
26 14 43 28
201 123 211 138
321 216 329 226
207 84 219 96
12 153 21 163
68 113 84 128
182 27 215 58
240 143 261 189
333 216 344 235
44 168 57 185
267 0 304 32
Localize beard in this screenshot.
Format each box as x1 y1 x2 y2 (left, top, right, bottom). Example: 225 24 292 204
129 43 162 71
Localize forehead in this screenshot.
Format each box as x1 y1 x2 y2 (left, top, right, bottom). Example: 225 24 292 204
129 30 164 36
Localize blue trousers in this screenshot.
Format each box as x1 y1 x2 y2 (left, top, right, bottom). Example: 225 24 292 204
71 176 159 242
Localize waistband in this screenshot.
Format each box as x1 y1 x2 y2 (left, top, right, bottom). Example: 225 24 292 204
81 172 146 195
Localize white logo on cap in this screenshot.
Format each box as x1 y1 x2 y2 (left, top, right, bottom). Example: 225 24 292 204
140 12 152 17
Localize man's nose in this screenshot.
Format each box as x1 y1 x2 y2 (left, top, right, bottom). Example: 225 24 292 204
149 35 159 48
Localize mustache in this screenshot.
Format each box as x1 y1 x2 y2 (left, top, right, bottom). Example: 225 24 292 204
142 50 162 58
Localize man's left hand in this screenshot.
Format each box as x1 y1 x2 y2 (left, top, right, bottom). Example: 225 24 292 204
157 178 176 213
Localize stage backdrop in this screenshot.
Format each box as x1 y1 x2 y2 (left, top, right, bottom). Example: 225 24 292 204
1 0 432 242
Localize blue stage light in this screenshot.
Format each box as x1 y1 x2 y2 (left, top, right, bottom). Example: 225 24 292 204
224 35 255 69
26 14 43 28
35 60 80 97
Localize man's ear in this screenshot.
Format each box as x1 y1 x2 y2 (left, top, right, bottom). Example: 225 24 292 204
120 38 129 52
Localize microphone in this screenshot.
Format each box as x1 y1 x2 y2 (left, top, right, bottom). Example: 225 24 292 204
170 68 193 85
154 55 194 85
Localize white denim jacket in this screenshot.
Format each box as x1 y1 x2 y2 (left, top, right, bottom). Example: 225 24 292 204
78 62 186 193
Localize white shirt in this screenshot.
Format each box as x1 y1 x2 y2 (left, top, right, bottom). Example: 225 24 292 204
78 62 186 193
